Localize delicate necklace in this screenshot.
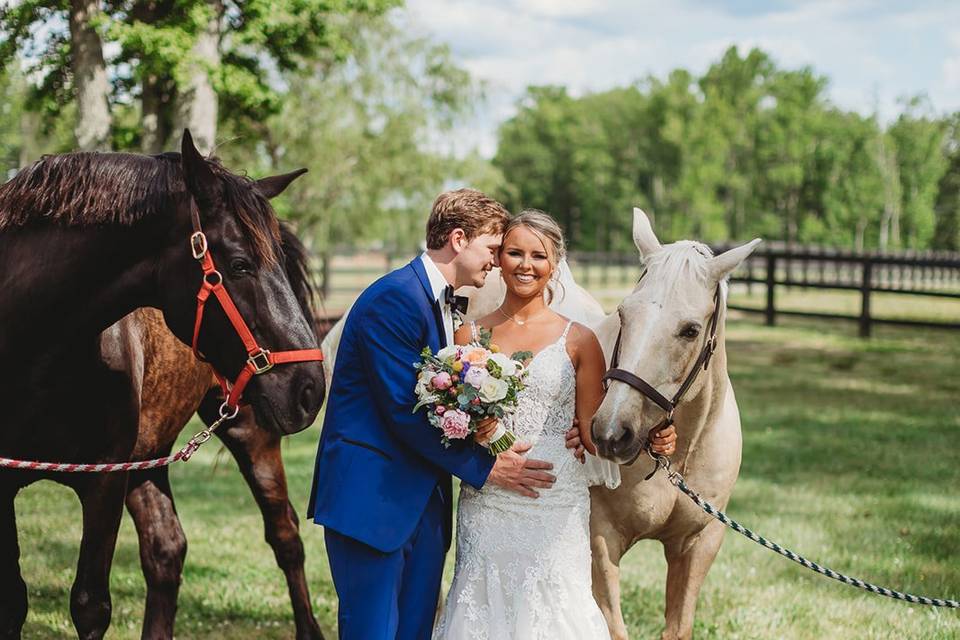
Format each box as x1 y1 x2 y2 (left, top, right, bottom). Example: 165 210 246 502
497 306 545 326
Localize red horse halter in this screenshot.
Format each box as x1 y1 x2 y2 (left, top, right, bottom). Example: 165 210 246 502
188 204 323 417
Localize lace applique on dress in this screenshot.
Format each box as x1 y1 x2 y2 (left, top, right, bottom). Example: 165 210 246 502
434 321 610 640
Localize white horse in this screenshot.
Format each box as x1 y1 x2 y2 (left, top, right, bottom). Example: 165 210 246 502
589 209 759 640
319 211 759 639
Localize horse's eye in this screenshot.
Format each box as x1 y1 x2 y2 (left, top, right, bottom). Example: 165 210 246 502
230 258 254 275
678 324 700 340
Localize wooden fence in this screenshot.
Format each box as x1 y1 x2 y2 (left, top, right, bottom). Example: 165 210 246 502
569 244 960 337
314 245 960 336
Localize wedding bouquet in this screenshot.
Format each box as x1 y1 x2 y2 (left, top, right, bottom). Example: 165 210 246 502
413 327 530 455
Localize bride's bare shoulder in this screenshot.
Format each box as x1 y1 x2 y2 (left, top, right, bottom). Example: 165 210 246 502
453 323 473 345
566 321 603 362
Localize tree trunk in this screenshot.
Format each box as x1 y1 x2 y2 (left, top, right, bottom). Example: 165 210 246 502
876 132 901 250
18 111 39 168
174 0 222 155
855 218 866 252
141 73 174 153
69 0 112 150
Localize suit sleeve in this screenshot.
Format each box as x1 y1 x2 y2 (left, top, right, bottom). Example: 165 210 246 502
354 290 495 489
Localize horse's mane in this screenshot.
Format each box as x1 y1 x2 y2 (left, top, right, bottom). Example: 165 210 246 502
0 151 280 264
278 221 319 325
640 240 729 302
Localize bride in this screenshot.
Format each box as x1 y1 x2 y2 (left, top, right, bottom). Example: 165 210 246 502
433 210 677 639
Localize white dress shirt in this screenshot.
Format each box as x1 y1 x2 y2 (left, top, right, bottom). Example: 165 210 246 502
420 253 454 347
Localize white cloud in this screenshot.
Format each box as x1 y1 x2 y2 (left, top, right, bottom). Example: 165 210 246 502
943 57 960 91
521 0 608 18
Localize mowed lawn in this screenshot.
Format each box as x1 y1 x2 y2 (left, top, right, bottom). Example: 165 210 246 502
12 316 960 638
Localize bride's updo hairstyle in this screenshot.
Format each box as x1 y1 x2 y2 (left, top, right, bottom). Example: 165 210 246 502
501 208 566 304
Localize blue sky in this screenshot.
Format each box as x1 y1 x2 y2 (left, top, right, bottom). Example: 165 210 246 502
405 0 960 157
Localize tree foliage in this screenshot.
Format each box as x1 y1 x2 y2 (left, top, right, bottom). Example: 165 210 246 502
494 46 956 251
214 13 497 253
0 0 396 149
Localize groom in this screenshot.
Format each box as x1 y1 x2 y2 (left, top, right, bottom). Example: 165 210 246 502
308 189 570 639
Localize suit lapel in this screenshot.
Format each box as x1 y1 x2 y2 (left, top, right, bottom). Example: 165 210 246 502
410 258 448 349
431 300 448 348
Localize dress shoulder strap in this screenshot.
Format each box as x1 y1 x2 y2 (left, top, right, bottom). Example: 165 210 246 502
561 320 574 340
470 321 480 342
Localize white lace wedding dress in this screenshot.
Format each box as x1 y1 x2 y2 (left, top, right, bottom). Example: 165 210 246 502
433 321 611 640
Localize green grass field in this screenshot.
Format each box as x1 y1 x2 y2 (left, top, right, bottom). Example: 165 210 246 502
13 314 960 638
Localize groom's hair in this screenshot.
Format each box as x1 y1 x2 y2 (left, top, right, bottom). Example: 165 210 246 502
425 188 510 250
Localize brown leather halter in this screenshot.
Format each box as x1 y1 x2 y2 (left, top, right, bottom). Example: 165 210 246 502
188 204 323 418
602 273 721 463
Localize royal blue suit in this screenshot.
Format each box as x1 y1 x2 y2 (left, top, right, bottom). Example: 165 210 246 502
308 258 495 639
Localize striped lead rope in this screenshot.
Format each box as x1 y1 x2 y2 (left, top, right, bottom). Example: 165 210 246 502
0 408 236 473
665 468 959 608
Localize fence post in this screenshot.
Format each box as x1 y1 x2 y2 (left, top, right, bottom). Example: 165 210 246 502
320 252 331 301
860 258 873 338
765 253 777 327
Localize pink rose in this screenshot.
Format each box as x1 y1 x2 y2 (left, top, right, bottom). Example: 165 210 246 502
440 409 471 440
435 405 446 415
431 372 453 390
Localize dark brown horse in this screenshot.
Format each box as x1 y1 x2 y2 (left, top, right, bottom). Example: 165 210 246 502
109 222 327 639
0 131 323 640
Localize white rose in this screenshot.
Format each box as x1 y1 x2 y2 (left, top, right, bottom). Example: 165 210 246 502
436 345 458 362
479 377 509 403
487 352 517 377
464 366 489 389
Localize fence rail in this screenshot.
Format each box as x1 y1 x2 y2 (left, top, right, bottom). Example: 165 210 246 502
569 244 960 337
314 245 960 336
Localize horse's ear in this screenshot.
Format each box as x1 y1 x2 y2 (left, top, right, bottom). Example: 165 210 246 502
709 238 762 282
632 207 661 258
180 129 220 208
255 168 308 199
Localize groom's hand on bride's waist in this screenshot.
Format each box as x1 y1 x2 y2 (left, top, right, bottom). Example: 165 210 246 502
486 442 555 499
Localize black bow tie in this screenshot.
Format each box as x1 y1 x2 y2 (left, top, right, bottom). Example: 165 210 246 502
443 285 469 316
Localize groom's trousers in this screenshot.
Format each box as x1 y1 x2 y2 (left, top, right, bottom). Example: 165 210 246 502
325 488 446 640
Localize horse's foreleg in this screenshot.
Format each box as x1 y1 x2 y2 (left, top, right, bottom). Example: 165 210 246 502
70 473 128 640
126 467 187 640
212 408 323 640
0 481 27 639
660 520 726 640
591 516 629 640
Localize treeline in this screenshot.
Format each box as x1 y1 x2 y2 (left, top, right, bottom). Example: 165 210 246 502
3 12 959 256
493 47 960 252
